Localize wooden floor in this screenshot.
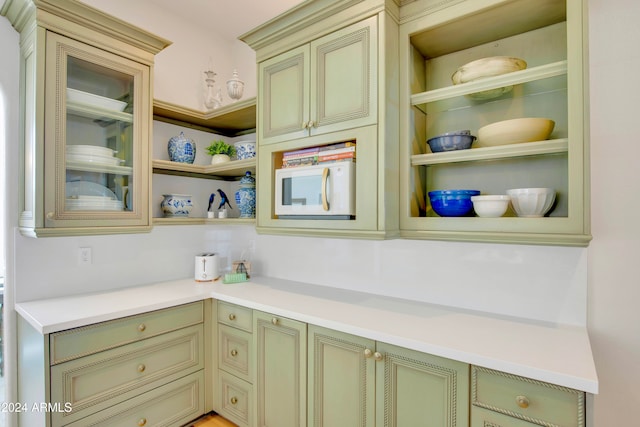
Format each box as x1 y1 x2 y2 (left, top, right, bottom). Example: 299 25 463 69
189 413 237 427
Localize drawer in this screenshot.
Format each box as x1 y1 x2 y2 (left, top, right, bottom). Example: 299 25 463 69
219 324 253 382
218 301 252 332
50 301 204 364
217 370 253 427
472 406 541 427
471 366 585 427
51 324 204 426
64 371 205 427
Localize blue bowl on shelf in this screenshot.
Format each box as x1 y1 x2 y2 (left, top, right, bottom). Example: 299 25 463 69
428 189 480 217
427 131 476 153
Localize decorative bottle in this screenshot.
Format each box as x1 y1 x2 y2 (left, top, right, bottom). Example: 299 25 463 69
235 171 256 218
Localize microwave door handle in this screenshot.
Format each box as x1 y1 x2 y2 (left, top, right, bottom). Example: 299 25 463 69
321 167 330 211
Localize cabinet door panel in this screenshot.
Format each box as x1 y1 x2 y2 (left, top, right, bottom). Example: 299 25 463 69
255 311 307 427
259 45 310 145
310 16 378 136
308 325 375 427
377 342 469 427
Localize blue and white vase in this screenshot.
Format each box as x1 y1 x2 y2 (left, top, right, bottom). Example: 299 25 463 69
168 132 196 164
160 194 193 217
235 171 256 218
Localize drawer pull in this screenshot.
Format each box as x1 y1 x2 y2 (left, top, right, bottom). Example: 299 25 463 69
516 395 530 409
228 313 236 321
271 317 279 325
230 349 238 357
230 396 238 405
138 418 147 426
373 351 384 361
137 364 146 373
363 348 373 358
137 324 146 332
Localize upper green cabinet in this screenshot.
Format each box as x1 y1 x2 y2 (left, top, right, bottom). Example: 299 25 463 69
398 0 591 246
258 17 377 145
242 0 400 239
1 0 170 237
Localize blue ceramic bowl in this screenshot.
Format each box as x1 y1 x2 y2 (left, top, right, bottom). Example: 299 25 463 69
428 189 480 217
427 132 476 153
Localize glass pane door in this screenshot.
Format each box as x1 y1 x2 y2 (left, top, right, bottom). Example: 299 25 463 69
65 56 135 213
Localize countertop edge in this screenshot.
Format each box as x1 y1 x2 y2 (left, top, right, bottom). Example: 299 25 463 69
14 276 599 394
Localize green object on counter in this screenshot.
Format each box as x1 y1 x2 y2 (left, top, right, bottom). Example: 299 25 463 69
223 273 247 284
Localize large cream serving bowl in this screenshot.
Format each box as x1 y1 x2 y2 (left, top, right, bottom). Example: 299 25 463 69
451 56 527 100
476 118 555 148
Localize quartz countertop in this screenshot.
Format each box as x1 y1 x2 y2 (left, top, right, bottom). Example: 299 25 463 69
15 276 598 394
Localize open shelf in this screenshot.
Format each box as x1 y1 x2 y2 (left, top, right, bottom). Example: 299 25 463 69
152 158 256 180
153 97 256 137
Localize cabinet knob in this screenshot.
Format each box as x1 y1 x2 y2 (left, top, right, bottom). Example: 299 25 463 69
308 120 316 128
363 348 373 358
228 313 236 321
137 324 146 332
373 352 384 361
271 317 279 325
515 395 530 409
230 396 238 405
138 418 147 426
46 212 54 220
302 121 308 129
137 364 146 373
230 349 238 357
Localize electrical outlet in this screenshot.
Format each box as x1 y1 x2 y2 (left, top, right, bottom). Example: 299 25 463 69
79 247 92 265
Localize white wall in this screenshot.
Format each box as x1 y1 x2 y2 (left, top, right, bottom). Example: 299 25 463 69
586 0 640 425
2 0 639 425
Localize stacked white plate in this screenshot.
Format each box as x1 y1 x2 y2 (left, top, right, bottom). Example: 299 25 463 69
67 88 127 112
67 145 124 167
65 181 123 211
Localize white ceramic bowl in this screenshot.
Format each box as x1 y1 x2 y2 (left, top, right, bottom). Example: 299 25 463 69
470 195 511 218
451 56 527 85
506 188 556 217
476 118 555 148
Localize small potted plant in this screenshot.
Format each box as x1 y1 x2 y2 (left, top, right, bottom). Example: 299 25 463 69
205 140 236 164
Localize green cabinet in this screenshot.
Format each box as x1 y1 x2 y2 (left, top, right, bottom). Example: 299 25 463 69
17 301 208 427
398 0 590 246
254 311 307 427
307 325 470 427
1 0 169 237
258 17 377 146
470 366 585 427
242 0 400 239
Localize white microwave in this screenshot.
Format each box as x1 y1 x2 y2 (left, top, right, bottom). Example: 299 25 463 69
275 161 356 219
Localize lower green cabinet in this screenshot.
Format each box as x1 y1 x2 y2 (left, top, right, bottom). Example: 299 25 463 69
254 311 307 427
307 325 470 427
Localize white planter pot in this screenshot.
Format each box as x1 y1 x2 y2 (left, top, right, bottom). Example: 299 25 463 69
211 154 231 164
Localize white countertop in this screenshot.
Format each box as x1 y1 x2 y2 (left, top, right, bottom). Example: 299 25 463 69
15 276 598 394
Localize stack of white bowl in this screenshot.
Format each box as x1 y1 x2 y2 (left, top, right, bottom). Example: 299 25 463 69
66 195 123 211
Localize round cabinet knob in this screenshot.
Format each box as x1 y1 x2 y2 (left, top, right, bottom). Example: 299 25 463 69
137 324 146 332
230 397 238 405
46 212 54 220
138 418 147 426
271 317 279 325
228 313 236 321
308 120 317 128
363 348 373 358
302 121 309 129
230 349 238 357
137 364 146 373
373 352 384 361
515 395 530 409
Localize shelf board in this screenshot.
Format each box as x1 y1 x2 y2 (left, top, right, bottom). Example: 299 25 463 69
67 101 133 123
153 97 256 136
411 61 567 105
153 217 256 225
411 138 568 166
152 158 256 180
66 160 133 175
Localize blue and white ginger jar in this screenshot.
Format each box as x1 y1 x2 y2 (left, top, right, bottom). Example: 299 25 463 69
235 171 256 218
168 132 196 164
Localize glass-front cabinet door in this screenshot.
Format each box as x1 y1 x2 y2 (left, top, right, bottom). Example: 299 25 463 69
42 31 151 233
